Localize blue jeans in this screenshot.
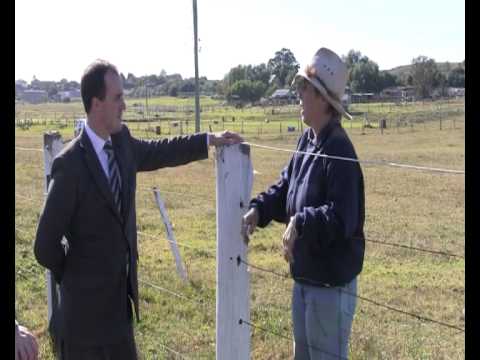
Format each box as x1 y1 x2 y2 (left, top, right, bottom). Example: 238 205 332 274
292 277 357 360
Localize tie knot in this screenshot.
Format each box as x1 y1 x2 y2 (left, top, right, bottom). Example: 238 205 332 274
104 141 114 155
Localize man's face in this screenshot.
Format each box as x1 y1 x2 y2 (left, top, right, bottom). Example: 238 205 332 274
98 70 126 135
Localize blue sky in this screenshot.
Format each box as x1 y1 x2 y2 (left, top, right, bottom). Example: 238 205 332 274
15 0 464 82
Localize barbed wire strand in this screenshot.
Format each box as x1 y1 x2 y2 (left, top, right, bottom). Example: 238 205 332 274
238 257 464 333
365 237 464 259
139 279 212 309
15 147 43 152
140 277 347 358
239 318 348 360
138 186 215 201
243 142 465 175
137 231 216 255
14 143 465 174
157 343 190 359
135 328 191 359
15 226 30 235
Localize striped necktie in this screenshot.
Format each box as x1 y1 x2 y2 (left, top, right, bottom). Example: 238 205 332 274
104 140 122 214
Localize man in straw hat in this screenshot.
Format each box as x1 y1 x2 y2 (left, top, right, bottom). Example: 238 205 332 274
242 48 365 359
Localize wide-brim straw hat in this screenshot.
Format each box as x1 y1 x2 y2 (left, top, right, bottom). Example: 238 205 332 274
292 47 352 120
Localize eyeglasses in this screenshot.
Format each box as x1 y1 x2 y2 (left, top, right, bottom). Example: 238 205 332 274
294 77 310 94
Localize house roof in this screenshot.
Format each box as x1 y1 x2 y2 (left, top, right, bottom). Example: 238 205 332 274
271 89 293 97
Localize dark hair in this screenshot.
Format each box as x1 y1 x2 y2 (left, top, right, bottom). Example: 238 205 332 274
81 59 119 114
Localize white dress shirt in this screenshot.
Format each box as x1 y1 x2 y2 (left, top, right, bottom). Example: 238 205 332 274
84 122 112 180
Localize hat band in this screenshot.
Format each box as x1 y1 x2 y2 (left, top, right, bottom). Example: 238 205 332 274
311 74 341 103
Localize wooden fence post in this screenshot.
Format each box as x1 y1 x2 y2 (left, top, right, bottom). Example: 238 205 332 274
153 189 188 282
215 144 253 360
43 132 66 327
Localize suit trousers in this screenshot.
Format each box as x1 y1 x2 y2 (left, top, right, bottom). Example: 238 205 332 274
59 295 138 360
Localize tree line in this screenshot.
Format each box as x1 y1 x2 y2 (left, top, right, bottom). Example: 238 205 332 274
216 49 465 103
16 49 464 104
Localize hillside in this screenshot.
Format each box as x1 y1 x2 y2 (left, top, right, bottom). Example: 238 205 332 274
385 62 462 79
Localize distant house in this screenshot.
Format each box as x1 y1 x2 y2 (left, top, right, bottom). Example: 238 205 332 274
20 89 48 104
15 80 28 98
341 93 351 110
351 93 376 103
380 86 415 101
447 87 465 97
58 89 81 102
270 89 297 105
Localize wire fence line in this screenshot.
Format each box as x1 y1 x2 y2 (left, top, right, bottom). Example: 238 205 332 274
156 343 190 360
139 275 347 359
365 237 464 259
243 142 465 175
139 279 214 310
237 257 464 333
140 273 349 359
14 139 465 175
135 328 190 360
138 223 463 262
15 146 43 152
137 231 216 255
239 318 348 360
15 192 44 205
138 186 464 260
137 186 216 203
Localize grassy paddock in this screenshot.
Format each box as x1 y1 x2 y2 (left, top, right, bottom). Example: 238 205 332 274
15 101 464 359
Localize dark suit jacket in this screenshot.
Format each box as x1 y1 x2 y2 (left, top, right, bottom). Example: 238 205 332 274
34 124 208 346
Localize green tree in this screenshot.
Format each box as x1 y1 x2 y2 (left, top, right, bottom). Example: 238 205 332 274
220 63 271 98
228 80 266 103
410 56 440 98
267 48 299 88
342 50 372 87
342 49 368 74
434 72 448 97
378 71 398 89
250 63 270 84
168 84 178 97
447 67 465 87
349 59 383 93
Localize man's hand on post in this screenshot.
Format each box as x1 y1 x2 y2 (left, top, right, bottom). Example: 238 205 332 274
282 216 298 264
208 131 244 147
241 208 259 245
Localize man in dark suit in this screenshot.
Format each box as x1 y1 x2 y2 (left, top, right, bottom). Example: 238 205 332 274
34 59 242 359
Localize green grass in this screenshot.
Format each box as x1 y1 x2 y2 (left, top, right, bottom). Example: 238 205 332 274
15 100 464 359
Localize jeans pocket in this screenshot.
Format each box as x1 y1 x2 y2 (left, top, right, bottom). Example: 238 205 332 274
340 280 357 319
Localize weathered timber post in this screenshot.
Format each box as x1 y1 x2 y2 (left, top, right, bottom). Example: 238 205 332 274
152 188 188 282
43 132 65 326
215 144 253 360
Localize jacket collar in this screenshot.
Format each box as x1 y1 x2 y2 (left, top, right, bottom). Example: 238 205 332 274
307 119 339 148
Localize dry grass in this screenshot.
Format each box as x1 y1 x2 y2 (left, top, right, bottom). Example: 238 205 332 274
15 104 464 359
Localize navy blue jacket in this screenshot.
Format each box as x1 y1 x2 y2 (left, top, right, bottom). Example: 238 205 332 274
250 121 365 286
